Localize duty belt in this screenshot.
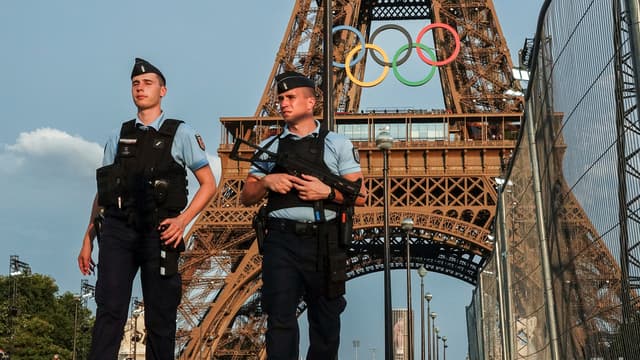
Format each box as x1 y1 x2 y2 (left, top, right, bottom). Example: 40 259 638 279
267 218 335 236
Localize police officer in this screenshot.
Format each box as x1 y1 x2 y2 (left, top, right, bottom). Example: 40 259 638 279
239 71 366 360
77 58 216 359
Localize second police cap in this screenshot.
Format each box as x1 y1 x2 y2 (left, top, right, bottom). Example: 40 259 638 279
131 58 166 85
275 71 315 94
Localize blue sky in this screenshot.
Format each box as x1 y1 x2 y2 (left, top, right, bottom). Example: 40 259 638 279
0 1 542 358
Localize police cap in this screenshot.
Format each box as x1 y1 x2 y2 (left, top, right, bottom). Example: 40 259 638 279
275 71 315 94
131 58 166 85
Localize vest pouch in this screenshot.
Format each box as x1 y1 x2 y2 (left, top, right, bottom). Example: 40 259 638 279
161 172 189 211
96 164 124 208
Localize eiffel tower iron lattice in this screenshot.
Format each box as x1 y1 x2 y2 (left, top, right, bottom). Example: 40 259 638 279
177 0 524 358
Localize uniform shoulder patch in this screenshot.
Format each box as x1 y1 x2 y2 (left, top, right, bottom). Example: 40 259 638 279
195 134 206 151
352 147 360 164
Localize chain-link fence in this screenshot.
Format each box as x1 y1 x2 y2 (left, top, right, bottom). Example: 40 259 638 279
469 0 640 358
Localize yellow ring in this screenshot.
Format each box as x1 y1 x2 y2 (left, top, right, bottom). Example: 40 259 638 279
345 44 389 87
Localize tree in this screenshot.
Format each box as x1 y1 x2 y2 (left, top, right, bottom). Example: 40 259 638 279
0 273 94 359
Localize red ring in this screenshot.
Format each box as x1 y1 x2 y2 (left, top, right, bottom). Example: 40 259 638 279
415 23 461 66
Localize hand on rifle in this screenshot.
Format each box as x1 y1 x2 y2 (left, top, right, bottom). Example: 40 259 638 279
262 173 298 194
291 174 331 201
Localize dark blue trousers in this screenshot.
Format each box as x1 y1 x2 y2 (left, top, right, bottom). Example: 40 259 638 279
89 216 182 360
262 228 346 360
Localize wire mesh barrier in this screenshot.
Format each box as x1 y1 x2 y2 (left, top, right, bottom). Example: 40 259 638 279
468 0 640 358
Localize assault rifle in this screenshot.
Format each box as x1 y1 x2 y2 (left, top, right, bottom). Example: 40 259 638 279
230 137 364 205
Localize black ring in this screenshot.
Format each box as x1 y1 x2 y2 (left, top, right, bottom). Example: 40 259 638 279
369 24 413 67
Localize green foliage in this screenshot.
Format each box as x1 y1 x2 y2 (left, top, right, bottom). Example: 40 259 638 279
0 274 94 359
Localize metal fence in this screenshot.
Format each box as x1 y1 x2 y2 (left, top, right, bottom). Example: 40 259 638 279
468 0 640 358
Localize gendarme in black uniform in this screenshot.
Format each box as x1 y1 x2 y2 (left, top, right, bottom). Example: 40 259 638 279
81 58 213 360
243 71 364 360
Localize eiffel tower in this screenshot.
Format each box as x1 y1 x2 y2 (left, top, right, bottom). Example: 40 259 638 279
176 0 524 358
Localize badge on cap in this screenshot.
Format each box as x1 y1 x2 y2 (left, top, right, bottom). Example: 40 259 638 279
195 134 206 151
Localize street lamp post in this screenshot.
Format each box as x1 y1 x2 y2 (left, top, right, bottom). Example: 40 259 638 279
435 328 440 360
430 312 437 360
426 293 432 360
442 336 447 360
377 128 393 360
401 218 414 360
417 266 428 360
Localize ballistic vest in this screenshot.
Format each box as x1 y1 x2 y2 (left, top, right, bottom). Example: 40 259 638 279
265 129 339 214
96 119 188 227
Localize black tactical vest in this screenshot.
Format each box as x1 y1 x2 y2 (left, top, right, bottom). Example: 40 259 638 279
96 119 188 227
265 129 339 214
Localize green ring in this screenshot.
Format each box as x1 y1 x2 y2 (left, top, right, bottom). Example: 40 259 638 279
392 43 437 87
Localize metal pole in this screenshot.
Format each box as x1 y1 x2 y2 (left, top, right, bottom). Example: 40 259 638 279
420 279 425 360
493 219 510 360
378 130 393 360
431 317 437 360
442 337 447 360
417 268 428 360
322 0 334 131
402 218 414 360
499 185 516 359
525 99 560 360
383 149 392 360
435 329 440 360
427 298 432 360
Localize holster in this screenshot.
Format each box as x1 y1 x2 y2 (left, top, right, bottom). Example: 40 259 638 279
252 205 268 254
160 243 182 277
159 227 185 277
93 210 105 243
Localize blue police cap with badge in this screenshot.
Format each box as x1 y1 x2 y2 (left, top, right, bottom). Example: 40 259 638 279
131 58 166 85
275 71 315 94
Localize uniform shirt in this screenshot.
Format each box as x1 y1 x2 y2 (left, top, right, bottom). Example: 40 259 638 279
103 112 209 172
249 120 361 222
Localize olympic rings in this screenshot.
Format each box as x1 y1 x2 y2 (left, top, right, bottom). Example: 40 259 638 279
416 23 461 66
369 24 413 67
332 23 461 87
393 43 437 87
345 44 389 87
332 25 366 68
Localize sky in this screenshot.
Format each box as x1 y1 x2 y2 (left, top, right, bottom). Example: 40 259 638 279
0 1 543 358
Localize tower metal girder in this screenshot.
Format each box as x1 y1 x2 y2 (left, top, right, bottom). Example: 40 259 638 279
430 1 524 113
255 0 522 116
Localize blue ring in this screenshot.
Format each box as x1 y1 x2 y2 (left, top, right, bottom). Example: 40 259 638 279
332 25 366 69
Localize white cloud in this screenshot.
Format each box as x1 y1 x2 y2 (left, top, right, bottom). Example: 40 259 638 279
2 128 102 177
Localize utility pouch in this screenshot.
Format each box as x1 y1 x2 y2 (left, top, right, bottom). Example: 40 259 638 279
252 205 268 254
96 164 123 208
325 228 347 298
338 206 354 248
326 251 347 298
